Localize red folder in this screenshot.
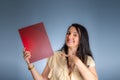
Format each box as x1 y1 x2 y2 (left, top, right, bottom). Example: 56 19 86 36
18 22 53 63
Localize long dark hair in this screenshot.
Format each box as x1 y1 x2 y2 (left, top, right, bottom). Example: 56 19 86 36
61 23 94 65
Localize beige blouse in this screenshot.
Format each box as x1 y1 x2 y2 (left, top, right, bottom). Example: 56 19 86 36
47 51 95 80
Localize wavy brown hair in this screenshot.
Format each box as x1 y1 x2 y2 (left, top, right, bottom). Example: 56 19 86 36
61 23 94 65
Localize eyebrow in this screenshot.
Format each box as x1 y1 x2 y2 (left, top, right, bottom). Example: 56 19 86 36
73 32 78 34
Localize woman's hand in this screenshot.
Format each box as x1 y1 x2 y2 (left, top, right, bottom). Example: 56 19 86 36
70 55 80 64
23 48 31 65
61 53 80 65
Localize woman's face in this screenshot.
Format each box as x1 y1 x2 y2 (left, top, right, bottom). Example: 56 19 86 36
65 26 80 49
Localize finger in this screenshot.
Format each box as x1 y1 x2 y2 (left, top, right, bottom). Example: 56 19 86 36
61 53 70 57
26 58 30 64
24 52 31 58
24 55 29 59
25 53 30 57
23 47 26 54
23 50 31 56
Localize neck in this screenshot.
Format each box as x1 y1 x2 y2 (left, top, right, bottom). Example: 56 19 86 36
68 47 77 55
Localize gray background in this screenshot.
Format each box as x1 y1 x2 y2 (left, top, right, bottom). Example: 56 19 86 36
0 0 120 80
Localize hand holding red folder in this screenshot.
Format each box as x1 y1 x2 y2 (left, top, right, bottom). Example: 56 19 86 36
18 22 53 63
23 48 31 64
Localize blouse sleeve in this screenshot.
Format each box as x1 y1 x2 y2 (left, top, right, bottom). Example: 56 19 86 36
47 55 54 79
87 56 95 67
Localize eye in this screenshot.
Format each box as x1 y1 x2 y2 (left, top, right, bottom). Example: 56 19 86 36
73 32 78 37
73 34 77 37
66 31 70 35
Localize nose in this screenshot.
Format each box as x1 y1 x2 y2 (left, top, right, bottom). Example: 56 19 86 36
68 34 72 39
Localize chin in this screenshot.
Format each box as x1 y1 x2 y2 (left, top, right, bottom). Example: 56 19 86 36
66 44 73 47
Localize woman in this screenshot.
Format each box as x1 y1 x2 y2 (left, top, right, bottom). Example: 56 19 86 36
23 23 98 80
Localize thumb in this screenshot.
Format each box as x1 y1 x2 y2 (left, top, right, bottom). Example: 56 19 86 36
61 53 70 57
26 58 31 65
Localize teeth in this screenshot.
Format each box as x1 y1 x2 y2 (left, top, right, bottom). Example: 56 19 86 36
68 41 72 43
68 40 73 43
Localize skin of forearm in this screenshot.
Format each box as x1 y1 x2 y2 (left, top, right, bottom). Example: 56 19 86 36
28 64 44 80
75 60 98 80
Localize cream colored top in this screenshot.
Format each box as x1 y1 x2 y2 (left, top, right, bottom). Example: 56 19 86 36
47 51 95 80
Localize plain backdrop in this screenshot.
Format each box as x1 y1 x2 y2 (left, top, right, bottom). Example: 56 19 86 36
0 0 120 80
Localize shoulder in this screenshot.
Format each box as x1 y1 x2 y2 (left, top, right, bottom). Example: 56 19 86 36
48 50 62 58
54 50 63 56
47 51 63 67
87 56 95 67
51 50 64 61
54 50 63 55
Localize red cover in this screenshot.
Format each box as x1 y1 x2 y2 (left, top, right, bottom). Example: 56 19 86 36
18 22 53 63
